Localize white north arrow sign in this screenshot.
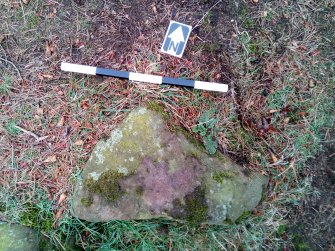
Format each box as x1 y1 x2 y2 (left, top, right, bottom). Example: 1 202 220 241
161 21 192 57
167 26 185 54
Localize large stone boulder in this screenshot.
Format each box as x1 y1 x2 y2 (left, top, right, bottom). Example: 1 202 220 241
0 222 40 251
72 107 268 224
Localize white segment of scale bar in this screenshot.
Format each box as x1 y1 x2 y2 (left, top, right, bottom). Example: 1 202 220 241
61 62 97 75
129 72 163 84
194 81 228 93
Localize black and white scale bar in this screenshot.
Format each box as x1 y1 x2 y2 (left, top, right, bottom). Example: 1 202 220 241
61 62 228 93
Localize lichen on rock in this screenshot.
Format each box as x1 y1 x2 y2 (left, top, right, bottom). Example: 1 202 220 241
72 107 268 224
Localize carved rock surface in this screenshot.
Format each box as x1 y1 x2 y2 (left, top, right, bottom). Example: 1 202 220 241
72 107 268 224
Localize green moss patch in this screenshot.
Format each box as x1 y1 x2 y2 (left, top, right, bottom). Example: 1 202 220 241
184 186 208 224
21 204 54 231
146 101 169 120
84 170 125 202
212 170 235 184
80 197 93 207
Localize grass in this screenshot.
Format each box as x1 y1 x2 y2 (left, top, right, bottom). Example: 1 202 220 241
0 75 13 95
0 0 334 250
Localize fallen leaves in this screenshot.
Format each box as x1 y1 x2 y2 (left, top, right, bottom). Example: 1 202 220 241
35 107 44 119
151 3 157 14
45 41 57 58
283 117 290 124
271 153 278 163
80 100 90 110
57 116 65 127
58 192 68 205
269 109 278 114
81 121 93 129
43 155 57 163
38 73 55 81
74 139 84 146
252 208 264 216
55 206 65 220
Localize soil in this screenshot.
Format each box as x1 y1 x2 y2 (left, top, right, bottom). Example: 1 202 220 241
0 0 244 83
288 130 335 250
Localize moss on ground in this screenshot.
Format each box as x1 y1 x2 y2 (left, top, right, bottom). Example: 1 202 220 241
292 235 310 251
235 211 252 224
21 204 54 231
146 101 169 120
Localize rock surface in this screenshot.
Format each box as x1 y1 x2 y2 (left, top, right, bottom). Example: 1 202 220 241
72 107 268 224
0 222 40 251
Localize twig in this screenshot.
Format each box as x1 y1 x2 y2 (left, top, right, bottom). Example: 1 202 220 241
14 125 48 142
211 232 227 251
192 0 222 31
0 44 7 62
0 57 22 80
19 0 27 24
11 144 14 169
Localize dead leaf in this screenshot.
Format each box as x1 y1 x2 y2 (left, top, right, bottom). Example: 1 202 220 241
49 7 57 18
269 109 278 114
94 106 99 115
106 50 115 60
80 100 90 110
262 118 269 131
82 121 93 129
45 41 52 57
151 4 157 14
74 139 84 146
57 116 64 127
308 79 315 88
36 107 43 115
43 155 56 163
252 208 263 216
0 35 4 43
22 0 30 4
58 192 68 205
42 74 54 79
283 117 290 124
55 206 65 220
271 153 278 163
138 34 145 41
189 34 198 42
45 41 57 58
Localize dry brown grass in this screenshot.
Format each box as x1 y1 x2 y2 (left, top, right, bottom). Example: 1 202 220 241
0 0 334 250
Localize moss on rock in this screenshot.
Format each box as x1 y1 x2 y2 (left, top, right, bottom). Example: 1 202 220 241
184 186 208 224
212 170 236 183
84 170 125 202
146 101 169 120
80 197 93 207
72 107 269 224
